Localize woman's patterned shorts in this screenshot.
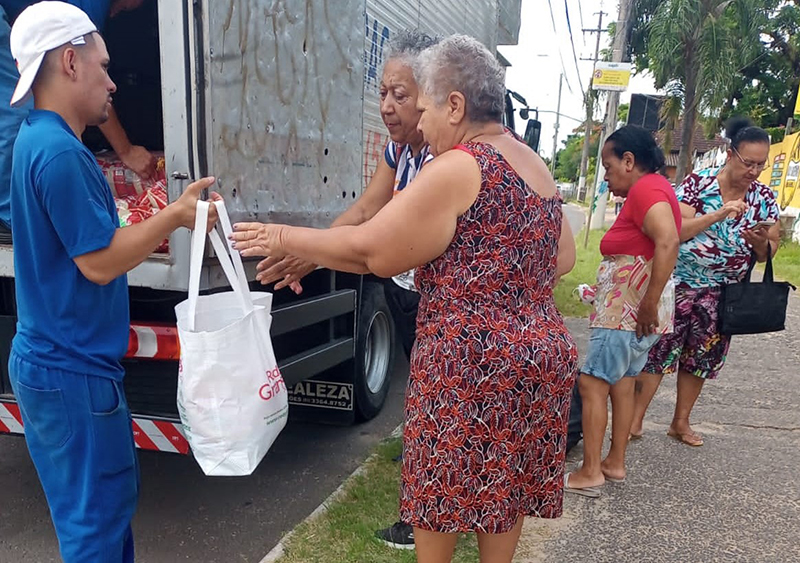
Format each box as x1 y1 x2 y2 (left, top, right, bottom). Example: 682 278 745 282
643 286 731 380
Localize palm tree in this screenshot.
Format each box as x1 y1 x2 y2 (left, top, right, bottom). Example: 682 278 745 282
641 0 764 181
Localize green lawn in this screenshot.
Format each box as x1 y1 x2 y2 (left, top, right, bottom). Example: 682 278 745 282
565 197 589 209
276 437 479 563
554 229 605 318
772 240 800 288
553 234 800 319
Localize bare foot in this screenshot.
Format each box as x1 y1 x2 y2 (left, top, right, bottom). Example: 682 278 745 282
600 459 626 482
565 467 605 490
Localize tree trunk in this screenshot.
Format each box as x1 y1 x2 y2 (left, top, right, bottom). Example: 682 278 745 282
676 52 700 183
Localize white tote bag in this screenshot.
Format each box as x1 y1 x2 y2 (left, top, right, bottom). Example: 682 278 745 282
175 200 288 476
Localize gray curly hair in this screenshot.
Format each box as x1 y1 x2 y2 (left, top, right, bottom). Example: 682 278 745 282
384 29 440 67
415 34 505 123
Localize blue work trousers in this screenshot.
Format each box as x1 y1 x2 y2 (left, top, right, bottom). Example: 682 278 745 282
9 352 138 563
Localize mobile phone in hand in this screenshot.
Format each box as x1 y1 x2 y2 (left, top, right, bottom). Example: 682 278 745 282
754 220 776 229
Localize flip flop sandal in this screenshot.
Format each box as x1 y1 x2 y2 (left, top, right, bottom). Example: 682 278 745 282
563 472 601 498
667 430 704 447
602 473 625 483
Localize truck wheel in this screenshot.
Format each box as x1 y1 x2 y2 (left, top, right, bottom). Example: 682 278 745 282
354 281 396 421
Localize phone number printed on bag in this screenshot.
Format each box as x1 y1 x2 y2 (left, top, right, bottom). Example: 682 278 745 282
288 380 354 411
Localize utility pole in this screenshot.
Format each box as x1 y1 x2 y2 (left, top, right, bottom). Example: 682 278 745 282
550 73 564 178
589 0 634 231
580 10 606 247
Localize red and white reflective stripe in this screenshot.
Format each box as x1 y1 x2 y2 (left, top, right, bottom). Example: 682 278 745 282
0 403 189 455
131 418 190 454
125 323 180 360
0 402 23 434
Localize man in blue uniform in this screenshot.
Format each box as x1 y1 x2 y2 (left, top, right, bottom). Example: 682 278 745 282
7 3 217 561
0 0 155 243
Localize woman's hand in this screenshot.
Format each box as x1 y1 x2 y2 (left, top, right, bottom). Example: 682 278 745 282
742 225 772 260
230 222 288 259
713 200 748 222
256 255 316 293
636 297 659 338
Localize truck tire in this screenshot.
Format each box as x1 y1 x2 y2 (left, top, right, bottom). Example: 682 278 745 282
354 281 396 421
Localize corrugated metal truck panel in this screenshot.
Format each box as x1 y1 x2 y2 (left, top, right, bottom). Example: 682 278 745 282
200 0 366 228
361 0 505 187
498 0 522 45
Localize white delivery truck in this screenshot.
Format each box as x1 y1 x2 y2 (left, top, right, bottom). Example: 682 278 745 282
0 0 522 453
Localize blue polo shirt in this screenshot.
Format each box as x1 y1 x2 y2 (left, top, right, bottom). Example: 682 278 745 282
0 1 112 228
11 110 128 379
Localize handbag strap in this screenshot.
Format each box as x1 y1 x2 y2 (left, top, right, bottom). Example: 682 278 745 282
763 242 775 283
187 200 255 331
743 242 774 284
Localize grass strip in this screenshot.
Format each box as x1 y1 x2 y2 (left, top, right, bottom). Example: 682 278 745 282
276 437 479 563
554 229 605 318
772 240 800 288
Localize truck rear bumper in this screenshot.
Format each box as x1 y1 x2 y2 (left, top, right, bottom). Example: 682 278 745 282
0 400 190 454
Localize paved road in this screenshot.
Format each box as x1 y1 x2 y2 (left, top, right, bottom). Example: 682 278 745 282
516 297 800 563
0 358 409 562
562 203 586 237
0 205 587 563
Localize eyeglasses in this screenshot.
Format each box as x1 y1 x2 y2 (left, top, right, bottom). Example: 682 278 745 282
732 147 767 172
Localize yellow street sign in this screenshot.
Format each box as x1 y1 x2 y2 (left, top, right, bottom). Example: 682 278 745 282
794 81 800 118
592 62 632 92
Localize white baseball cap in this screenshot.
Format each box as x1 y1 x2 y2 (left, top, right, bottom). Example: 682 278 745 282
9 1 98 107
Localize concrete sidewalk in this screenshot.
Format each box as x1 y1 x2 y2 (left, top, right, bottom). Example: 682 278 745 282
515 299 800 562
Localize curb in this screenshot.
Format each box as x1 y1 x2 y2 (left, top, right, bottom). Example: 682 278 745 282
259 423 404 563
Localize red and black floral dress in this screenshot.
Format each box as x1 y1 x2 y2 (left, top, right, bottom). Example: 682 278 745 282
399 141 578 534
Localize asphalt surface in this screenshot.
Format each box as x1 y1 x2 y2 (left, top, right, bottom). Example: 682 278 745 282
515 287 800 561
6 205 797 562
0 357 409 562
0 204 584 563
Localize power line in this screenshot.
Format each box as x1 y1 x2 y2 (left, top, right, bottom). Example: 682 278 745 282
545 0 575 94
577 0 585 31
564 0 585 93
736 49 771 73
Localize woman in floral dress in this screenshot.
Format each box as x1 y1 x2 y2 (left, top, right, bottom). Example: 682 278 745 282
631 116 780 447
230 34 577 562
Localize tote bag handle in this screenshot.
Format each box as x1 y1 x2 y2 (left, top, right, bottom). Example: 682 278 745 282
187 200 254 331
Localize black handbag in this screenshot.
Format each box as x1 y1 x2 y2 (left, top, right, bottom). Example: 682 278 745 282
718 245 796 335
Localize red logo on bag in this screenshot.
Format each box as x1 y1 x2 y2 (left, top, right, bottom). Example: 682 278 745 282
259 367 285 401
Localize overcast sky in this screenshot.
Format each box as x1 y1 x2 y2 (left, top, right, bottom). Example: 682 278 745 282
498 0 659 160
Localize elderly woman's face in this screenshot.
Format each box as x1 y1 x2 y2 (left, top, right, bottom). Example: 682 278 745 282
415 91 453 157
727 141 770 185
380 59 423 147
